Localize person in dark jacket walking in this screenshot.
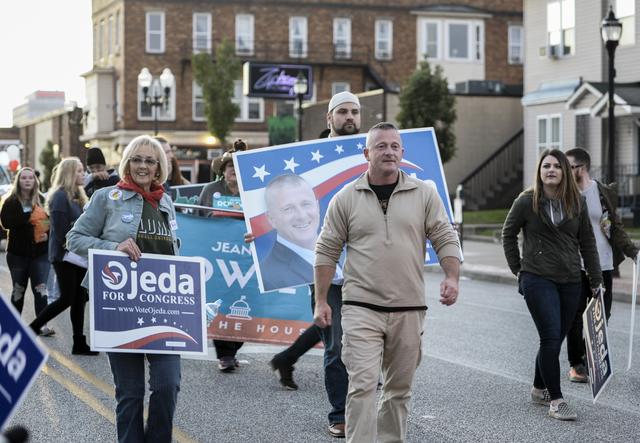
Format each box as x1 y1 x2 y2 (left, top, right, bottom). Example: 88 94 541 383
564 147 639 383
84 147 120 198
502 148 602 421
0 167 53 335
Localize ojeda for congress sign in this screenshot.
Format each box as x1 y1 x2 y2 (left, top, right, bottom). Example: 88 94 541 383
89 250 207 355
0 295 47 429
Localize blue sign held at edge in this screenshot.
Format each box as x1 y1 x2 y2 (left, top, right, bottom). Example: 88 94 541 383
0 294 48 430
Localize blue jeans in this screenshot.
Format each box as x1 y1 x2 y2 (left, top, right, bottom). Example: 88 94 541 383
312 284 348 425
520 272 580 400
6 252 50 316
108 352 181 443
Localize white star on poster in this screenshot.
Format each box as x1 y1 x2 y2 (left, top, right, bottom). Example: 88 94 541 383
252 164 271 182
335 145 344 154
311 150 324 163
137 317 144 326
283 157 300 173
356 142 364 150
151 317 157 324
164 319 168 323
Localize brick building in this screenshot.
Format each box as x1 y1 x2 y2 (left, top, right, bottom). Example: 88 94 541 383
84 0 523 181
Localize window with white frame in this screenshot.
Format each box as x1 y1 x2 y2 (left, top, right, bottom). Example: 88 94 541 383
333 18 351 59
420 19 440 59
331 82 350 96
146 11 165 53
235 14 254 55
375 19 393 60
289 16 308 58
547 0 575 56
537 114 562 153
108 15 113 56
137 79 175 121
192 81 205 121
445 20 483 61
99 19 104 59
233 80 263 121
193 13 211 53
616 0 635 46
508 25 524 64
115 11 120 49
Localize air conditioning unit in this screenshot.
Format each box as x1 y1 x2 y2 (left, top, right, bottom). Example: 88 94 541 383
547 45 560 59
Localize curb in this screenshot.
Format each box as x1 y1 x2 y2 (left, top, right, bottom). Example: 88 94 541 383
425 266 640 305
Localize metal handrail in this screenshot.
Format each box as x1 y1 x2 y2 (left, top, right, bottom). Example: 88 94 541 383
459 129 524 186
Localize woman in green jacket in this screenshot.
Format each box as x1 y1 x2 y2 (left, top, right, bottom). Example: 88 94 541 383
502 148 602 421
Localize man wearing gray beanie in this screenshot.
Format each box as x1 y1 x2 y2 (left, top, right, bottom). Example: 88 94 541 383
267 90 361 439
84 146 120 197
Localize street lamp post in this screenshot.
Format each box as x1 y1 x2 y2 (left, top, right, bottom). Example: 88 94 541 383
294 72 308 142
137 67 175 136
601 6 622 184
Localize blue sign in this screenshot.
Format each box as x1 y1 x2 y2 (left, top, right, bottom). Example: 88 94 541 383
88 250 207 355
176 213 312 345
233 128 455 292
212 195 243 212
0 295 48 429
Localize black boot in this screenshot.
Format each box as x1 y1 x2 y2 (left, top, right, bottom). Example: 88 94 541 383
72 335 99 356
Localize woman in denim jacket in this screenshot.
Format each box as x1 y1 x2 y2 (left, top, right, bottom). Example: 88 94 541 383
67 135 180 443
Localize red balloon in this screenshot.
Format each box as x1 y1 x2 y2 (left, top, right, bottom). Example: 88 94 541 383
8 159 19 171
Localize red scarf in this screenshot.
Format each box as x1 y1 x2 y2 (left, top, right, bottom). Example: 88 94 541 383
117 176 165 209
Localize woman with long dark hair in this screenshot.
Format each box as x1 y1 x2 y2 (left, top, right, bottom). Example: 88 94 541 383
0 167 53 335
29 157 96 355
67 135 181 442
502 148 602 421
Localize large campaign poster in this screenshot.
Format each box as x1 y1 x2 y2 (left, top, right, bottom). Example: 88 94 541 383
88 250 207 355
583 292 613 402
0 295 48 429
175 212 313 346
233 128 454 292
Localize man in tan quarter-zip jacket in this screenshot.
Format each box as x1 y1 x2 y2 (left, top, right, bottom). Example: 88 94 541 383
314 122 461 443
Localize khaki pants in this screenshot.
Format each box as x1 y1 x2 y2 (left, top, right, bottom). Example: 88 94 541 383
341 304 425 443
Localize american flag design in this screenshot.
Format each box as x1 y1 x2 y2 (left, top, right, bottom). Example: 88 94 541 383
233 128 454 292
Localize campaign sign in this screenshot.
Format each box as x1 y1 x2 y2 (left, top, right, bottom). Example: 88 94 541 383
233 128 455 292
212 194 243 213
583 292 613 402
0 295 47 429
89 250 207 355
176 212 313 346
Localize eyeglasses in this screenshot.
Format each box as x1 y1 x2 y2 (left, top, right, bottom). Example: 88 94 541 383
129 156 159 166
570 164 584 170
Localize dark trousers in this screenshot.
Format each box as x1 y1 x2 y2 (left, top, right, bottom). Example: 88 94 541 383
566 270 613 366
30 261 87 337
7 252 49 316
520 272 581 400
214 339 244 359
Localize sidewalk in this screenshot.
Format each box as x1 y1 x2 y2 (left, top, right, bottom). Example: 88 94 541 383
427 238 639 304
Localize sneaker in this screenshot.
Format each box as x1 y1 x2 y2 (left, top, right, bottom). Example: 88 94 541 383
270 355 298 390
531 388 551 406
568 364 588 383
328 423 345 438
39 326 56 337
218 356 236 373
548 401 577 421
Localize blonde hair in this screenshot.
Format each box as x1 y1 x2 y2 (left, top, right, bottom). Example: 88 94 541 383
46 157 87 212
7 167 42 207
532 148 581 218
119 135 168 184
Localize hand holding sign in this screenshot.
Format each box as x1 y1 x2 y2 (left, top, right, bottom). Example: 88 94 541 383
117 238 142 262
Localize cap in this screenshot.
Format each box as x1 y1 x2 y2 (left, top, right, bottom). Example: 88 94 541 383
328 91 360 113
86 147 106 166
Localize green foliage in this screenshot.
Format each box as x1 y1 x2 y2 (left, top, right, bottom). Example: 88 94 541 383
192 40 241 146
268 116 297 146
462 209 509 224
397 60 457 163
38 140 60 191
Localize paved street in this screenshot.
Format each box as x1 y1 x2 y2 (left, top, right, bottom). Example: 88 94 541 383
2 249 640 442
